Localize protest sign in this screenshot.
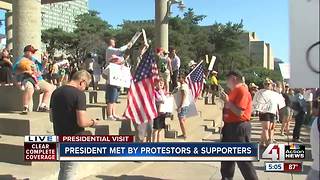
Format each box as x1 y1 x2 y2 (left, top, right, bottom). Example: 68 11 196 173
279 63 290 80
129 32 142 46
208 56 216 71
103 63 131 88
159 96 174 113
290 0 319 88
205 55 209 64
142 29 148 46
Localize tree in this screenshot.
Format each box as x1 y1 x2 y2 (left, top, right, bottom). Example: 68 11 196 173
41 28 74 58
207 21 250 76
242 66 283 87
73 10 112 59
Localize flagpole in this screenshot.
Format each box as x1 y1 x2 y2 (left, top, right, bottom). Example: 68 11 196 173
186 60 203 78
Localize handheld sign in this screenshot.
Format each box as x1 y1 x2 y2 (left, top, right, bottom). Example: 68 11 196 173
129 31 142 46
208 56 216 71
279 63 290 80
142 29 148 46
205 55 209 64
290 0 319 88
103 63 132 88
159 96 174 113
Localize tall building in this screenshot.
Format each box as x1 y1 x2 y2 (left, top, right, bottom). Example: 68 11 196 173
41 0 88 32
240 32 275 70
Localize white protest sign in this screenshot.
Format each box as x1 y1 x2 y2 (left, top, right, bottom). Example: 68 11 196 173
129 32 142 46
104 63 131 88
279 63 290 80
290 0 319 88
142 29 148 46
159 96 174 113
205 55 209 64
208 56 216 71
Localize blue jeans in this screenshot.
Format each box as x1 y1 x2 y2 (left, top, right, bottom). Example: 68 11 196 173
105 84 119 103
58 161 78 180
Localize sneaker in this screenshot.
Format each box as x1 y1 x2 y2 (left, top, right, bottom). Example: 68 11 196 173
107 116 117 121
21 107 29 115
113 115 125 120
38 106 49 112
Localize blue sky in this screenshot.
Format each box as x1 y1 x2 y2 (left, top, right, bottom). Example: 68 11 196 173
0 0 289 61
88 0 289 62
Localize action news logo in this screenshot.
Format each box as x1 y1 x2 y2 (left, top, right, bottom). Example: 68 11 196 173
262 144 305 161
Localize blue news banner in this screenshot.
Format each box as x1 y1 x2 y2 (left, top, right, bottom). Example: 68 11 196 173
58 143 259 161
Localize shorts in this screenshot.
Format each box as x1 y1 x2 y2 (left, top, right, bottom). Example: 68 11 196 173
178 106 189 119
105 84 118 103
52 73 60 80
153 114 166 130
259 112 276 122
160 70 170 83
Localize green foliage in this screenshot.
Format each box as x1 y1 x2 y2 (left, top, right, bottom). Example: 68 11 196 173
42 10 112 60
41 28 74 57
242 66 283 87
41 9 278 83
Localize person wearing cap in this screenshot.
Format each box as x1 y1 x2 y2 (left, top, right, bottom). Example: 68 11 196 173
219 70 258 180
188 60 197 72
156 47 171 92
209 70 219 104
248 83 259 98
252 78 285 146
249 83 259 117
13 45 54 114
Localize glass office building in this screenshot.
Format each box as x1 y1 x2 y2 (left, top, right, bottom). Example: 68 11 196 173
41 0 88 32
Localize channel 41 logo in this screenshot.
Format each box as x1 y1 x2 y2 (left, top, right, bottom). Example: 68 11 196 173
262 144 305 161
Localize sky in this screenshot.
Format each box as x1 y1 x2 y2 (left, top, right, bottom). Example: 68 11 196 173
0 0 289 61
88 0 289 62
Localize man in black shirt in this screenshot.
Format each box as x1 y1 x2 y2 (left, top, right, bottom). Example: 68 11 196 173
50 70 98 180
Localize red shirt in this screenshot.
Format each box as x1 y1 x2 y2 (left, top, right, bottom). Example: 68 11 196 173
223 84 252 123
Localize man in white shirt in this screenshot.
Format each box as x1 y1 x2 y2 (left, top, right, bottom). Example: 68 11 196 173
105 38 132 120
307 101 319 180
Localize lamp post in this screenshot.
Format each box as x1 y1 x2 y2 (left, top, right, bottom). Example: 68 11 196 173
155 0 186 50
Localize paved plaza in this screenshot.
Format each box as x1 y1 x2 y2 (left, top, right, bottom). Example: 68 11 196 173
0 88 313 180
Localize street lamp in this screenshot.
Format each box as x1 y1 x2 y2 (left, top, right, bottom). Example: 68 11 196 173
167 0 186 16
155 0 186 50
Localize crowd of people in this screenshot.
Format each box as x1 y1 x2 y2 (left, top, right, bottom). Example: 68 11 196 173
0 38 319 180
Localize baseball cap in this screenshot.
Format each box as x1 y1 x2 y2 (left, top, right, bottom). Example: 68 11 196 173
188 60 197 67
156 47 163 54
24 45 38 53
249 83 259 88
264 78 273 85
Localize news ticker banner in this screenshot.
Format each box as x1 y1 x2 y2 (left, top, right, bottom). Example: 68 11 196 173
24 135 259 161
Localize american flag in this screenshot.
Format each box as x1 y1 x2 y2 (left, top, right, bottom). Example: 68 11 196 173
124 50 159 124
186 61 204 100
